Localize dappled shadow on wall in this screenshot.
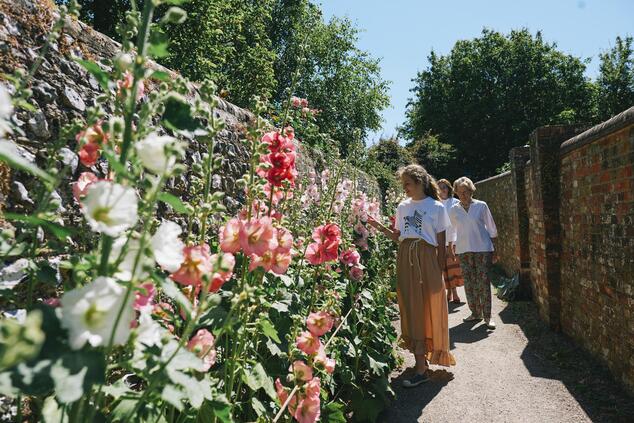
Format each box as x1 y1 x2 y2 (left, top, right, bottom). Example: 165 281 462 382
498 301 634 423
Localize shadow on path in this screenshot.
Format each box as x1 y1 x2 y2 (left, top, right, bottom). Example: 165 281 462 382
380 366 454 423
499 301 634 423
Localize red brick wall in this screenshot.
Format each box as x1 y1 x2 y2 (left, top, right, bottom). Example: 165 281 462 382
559 123 634 392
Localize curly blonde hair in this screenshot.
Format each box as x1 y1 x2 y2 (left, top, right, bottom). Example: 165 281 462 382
397 164 440 200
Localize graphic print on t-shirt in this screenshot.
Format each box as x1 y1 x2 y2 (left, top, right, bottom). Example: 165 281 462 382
404 210 425 237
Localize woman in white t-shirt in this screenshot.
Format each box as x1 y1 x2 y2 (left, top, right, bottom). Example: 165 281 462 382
368 164 455 388
448 177 498 329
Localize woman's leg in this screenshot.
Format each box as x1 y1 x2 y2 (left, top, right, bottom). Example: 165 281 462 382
461 253 480 317
414 354 428 374
451 287 460 302
446 287 453 301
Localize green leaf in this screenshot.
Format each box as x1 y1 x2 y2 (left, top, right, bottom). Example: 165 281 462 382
161 384 186 411
41 396 65 423
74 59 111 91
251 397 266 417
197 396 233 423
102 379 132 400
0 310 45 370
242 363 276 400
0 140 54 185
36 263 58 285
103 150 133 179
50 351 106 404
161 278 192 319
148 29 169 58
4 213 74 241
321 401 346 423
161 93 201 131
163 0 189 4
158 192 191 214
150 70 172 81
257 318 280 343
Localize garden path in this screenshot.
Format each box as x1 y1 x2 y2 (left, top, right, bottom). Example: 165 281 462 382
379 286 634 423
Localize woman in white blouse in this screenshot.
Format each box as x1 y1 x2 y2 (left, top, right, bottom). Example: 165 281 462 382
448 177 498 329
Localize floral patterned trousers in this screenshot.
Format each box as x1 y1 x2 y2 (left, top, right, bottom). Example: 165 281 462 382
458 252 492 319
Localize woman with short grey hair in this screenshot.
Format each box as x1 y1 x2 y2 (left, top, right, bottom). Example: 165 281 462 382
448 177 498 329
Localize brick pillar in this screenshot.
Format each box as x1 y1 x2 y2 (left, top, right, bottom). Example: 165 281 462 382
509 146 530 298
528 125 586 331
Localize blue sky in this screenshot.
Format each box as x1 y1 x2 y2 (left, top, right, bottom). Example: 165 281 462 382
319 0 634 145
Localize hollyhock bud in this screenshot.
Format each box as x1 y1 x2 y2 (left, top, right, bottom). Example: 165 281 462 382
187 329 217 371
350 266 364 281
296 330 321 355
306 311 334 336
339 249 361 267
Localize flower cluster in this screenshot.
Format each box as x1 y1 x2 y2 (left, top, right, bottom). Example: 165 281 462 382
332 178 353 214
276 311 336 423
291 96 320 118
76 121 109 167
339 248 364 280
350 194 381 251
220 216 292 275
187 329 217 371
259 129 297 187
171 244 235 293
305 223 341 265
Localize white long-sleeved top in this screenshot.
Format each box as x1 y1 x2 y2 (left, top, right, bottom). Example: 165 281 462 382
448 199 497 254
441 197 459 245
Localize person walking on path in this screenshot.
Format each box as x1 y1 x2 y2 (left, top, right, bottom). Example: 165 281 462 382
448 177 498 330
369 164 456 388
438 178 464 304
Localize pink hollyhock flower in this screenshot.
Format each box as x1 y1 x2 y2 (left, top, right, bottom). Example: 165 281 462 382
72 172 98 202
170 244 214 287
187 329 217 371
117 70 144 101
78 142 100 167
291 360 313 382
306 311 334 337
76 122 109 167
275 378 298 414
240 217 277 256
208 252 235 292
314 345 335 374
276 227 293 253
249 251 274 273
271 251 291 275
339 249 360 267
300 98 309 108
354 236 369 251
219 217 242 253
294 377 321 423
350 266 364 281
305 242 324 265
312 223 341 245
296 330 321 355
264 183 286 206
134 282 156 311
291 96 302 108
354 222 369 238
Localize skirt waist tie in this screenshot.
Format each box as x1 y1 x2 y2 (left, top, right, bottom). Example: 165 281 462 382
407 239 424 285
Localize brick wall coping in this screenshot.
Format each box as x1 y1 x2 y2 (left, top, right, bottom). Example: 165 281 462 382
475 170 511 186
560 106 634 155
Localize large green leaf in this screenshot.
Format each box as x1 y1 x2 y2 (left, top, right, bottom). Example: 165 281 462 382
161 93 201 131
157 192 191 215
5 213 74 241
321 401 347 423
197 396 233 423
242 363 276 400
51 351 106 404
257 317 281 343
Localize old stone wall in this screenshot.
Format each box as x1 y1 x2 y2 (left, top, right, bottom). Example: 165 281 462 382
474 171 519 277
0 0 379 221
475 108 634 394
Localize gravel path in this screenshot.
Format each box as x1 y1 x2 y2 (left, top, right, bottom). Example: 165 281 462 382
379 286 634 423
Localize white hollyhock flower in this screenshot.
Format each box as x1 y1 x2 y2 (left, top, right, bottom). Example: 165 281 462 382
60 277 135 350
0 84 13 137
111 237 152 281
151 220 185 272
81 181 138 237
135 132 181 175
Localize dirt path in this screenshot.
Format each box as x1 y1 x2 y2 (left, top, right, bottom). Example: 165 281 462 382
379 286 634 423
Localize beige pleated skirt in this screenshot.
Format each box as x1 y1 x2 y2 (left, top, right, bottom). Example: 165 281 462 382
397 238 456 367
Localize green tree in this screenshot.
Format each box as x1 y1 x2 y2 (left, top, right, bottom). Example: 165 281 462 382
596 35 634 121
402 29 595 180
406 133 455 179
162 0 277 108
364 137 413 194
270 2 390 159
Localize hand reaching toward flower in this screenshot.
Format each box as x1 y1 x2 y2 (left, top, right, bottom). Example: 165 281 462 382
367 216 400 242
